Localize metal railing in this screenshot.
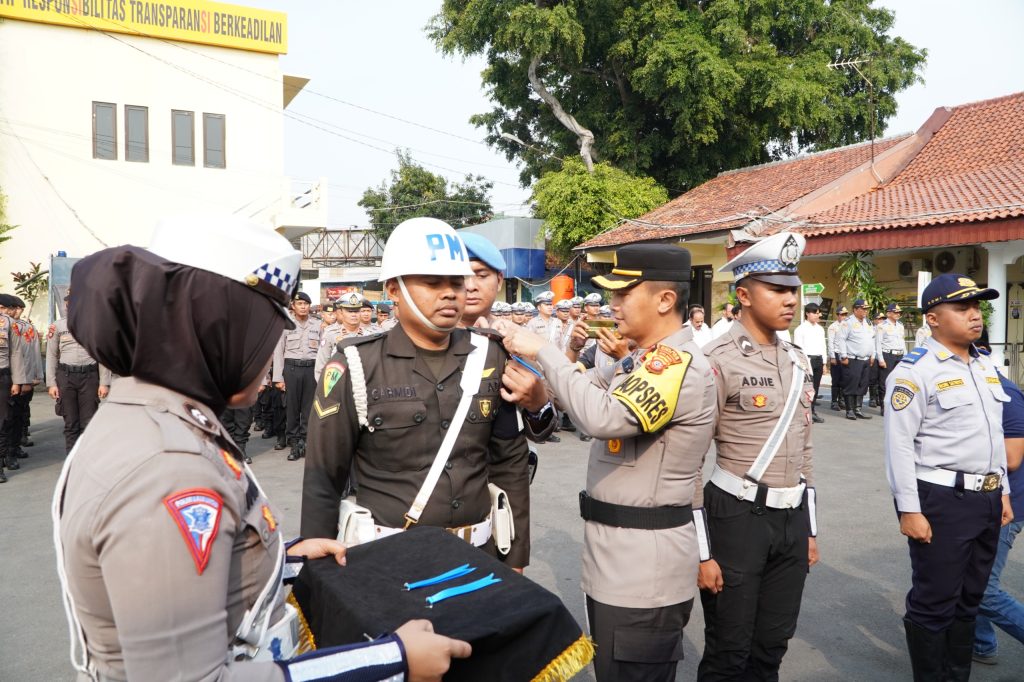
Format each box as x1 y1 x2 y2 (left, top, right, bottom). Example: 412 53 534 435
988 342 1023 386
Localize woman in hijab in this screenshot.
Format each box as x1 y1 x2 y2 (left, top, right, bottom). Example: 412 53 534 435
52 216 469 682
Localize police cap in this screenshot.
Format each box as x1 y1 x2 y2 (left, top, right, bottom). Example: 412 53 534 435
293 291 312 304
592 244 691 290
460 232 507 272
721 232 804 287
887 303 903 313
337 292 363 310
921 274 999 313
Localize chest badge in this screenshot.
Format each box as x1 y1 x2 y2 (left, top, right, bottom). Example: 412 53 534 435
479 399 492 418
752 394 768 408
607 438 622 455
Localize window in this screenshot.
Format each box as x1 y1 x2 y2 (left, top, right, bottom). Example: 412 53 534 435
172 110 194 166
92 102 117 160
125 105 149 162
203 113 226 168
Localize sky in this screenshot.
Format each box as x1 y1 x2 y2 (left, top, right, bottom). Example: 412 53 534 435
261 0 1024 229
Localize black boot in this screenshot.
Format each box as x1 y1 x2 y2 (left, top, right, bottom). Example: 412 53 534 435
0 467 6 483
274 435 287 451
812 410 825 424
944 619 975 682
287 443 302 461
6 453 19 470
905 618 947 682
239 442 251 465
262 429 276 439
253 422 264 432
846 396 856 420
869 386 878 407
855 396 872 419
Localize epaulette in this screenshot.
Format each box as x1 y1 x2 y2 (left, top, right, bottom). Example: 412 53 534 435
338 332 382 350
902 347 928 365
468 326 505 342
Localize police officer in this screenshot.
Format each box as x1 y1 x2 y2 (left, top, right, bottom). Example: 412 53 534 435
54 215 469 681
510 302 528 326
359 299 381 334
376 302 397 331
301 218 533 571
0 296 28 481
836 298 876 420
2 295 38 462
876 302 908 415
272 291 320 461
315 292 369 382
697 232 818 682
884 273 1012 681
827 306 849 410
526 291 561 343
46 293 112 454
497 243 717 682
319 302 337 331
915 320 932 348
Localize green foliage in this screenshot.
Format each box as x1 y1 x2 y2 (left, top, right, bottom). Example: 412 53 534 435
532 158 668 257
359 150 494 241
836 250 891 313
430 0 926 190
980 299 993 331
12 262 48 314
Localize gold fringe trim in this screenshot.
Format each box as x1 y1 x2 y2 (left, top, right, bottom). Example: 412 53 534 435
530 634 595 682
287 592 317 654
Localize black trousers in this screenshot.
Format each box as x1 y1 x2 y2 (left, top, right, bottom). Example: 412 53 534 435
842 358 871 399
879 352 902 394
586 595 692 682
808 356 823 408
284 362 315 444
221 405 254 449
830 355 844 403
4 390 30 452
55 366 100 453
698 483 810 682
0 370 10 463
904 481 1002 632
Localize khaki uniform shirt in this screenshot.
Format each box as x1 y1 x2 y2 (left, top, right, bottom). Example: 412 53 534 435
57 377 288 681
14 319 42 382
271 316 320 383
536 326 717 608
0 314 29 384
45 318 112 387
697 323 815 506
301 325 533 567
526 315 562 345
314 324 371 381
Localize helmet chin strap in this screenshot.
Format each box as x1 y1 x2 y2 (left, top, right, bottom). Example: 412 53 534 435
397 276 449 333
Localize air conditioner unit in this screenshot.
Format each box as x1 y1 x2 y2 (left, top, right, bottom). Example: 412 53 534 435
898 258 932 280
934 248 977 275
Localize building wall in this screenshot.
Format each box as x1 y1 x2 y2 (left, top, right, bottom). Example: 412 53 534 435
0 19 287 324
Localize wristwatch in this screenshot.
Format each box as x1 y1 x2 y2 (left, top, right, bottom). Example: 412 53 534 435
525 402 553 420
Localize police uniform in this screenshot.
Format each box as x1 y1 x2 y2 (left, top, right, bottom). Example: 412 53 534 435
54 215 413 681
875 303 907 414
0 302 28 481
4 302 38 461
836 299 876 419
526 291 562 343
697 233 817 681
826 308 848 410
301 218 533 569
272 292 320 461
914 324 932 348
884 274 1008 681
531 245 717 682
45 315 112 453
314 293 371 382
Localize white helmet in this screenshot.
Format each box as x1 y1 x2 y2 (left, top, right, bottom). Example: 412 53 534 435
378 217 474 282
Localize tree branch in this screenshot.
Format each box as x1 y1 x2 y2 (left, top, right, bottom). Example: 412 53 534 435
528 56 596 173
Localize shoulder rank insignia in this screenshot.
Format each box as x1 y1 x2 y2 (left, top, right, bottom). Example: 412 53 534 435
613 344 692 433
163 488 223 575
313 398 340 419
901 347 928 365
220 449 243 480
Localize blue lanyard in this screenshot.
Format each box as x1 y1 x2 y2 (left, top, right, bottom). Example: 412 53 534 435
404 564 476 591
425 573 502 607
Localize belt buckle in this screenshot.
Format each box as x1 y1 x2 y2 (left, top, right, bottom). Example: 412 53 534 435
982 474 1000 492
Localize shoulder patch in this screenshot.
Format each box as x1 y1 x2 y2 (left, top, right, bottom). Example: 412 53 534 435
163 488 223 575
612 344 692 433
322 361 346 397
902 347 928 365
891 385 916 411
47 323 56 339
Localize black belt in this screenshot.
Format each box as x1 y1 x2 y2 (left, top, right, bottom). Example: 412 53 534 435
0 367 9 376
59 363 98 373
883 351 904 356
284 359 315 368
579 491 693 530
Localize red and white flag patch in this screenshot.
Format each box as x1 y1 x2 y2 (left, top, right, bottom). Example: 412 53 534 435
163 488 223 575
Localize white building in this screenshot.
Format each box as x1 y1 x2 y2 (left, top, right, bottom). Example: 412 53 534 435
0 1 326 324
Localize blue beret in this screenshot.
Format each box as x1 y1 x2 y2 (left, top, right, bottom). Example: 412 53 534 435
460 232 506 272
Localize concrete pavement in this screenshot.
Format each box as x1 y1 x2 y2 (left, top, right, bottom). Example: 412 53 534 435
2 396 1023 680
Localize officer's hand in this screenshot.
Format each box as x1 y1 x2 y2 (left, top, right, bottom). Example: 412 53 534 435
698 559 724 594
9 384 20 396
48 386 59 400
395 619 472 682
808 537 820 568
879 360 887 369
841 358 849 366
569 320 589 351
500 361 548 413
830 358 837 366
596 327 630 360
493 320 547 360
98 386 109 399
899 512 932 543
287 538 347 566
1002 495 1014 527
275 381 286 392
869 358 875 366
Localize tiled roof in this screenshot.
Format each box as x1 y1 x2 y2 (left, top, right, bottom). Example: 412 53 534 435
793 92 1024 236
576 135 910 250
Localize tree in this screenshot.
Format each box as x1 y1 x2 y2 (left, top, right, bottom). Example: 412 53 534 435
359 151 494 240
430 0 926 191
836 250 891 314
532 157 668 257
